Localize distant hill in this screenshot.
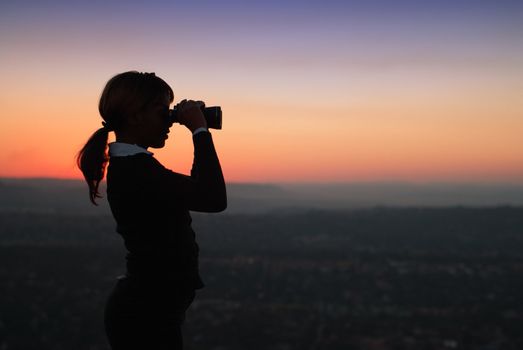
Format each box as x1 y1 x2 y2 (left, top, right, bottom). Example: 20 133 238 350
282 182 523 208
0 177 522 214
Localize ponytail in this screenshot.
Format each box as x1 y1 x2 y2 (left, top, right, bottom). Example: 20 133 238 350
76 126 110 205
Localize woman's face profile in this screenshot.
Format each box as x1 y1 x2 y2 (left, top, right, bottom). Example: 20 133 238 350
133 93 173 149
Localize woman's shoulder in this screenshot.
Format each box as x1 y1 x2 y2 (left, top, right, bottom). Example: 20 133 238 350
108 153 160 167
107 154 163 180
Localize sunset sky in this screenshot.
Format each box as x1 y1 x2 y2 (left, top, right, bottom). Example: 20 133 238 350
1 0 522 183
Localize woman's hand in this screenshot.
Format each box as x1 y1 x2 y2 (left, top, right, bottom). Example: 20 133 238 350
176 99 208 132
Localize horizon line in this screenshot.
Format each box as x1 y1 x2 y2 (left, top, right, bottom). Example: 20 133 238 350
1 176 523 187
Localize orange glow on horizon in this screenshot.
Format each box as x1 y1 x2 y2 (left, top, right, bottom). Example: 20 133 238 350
1 83 523 184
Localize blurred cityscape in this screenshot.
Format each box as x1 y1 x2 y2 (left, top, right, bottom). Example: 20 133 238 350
1 204 522 350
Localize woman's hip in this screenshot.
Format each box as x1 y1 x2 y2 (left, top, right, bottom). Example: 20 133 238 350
104 275 195 325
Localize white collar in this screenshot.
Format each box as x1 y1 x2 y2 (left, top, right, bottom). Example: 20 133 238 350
108 142 154 157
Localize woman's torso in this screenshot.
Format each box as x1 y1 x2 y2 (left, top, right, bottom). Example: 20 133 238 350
106 153 204 294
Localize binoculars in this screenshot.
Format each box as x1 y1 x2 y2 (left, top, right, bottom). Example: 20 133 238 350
169 106 222 130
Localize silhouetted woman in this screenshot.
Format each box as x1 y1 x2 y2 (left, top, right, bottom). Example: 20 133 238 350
76 71 226 349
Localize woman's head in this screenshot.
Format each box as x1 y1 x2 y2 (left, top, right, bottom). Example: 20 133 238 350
99 71 174 142
76 71 174 205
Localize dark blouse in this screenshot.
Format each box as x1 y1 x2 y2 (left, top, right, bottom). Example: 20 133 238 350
106 131 226 293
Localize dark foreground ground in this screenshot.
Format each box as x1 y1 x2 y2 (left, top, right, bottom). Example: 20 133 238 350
1 207 522 350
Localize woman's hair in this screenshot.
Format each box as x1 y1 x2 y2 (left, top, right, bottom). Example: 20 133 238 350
76 71 174 205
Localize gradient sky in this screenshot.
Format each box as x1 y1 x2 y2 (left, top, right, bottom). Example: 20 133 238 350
1 0 522 183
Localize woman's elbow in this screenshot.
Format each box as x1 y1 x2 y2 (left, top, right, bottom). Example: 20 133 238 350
211 187 227 212
218 198 227 212
196 194 226 213
199 186 227 212
210 196 227 212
